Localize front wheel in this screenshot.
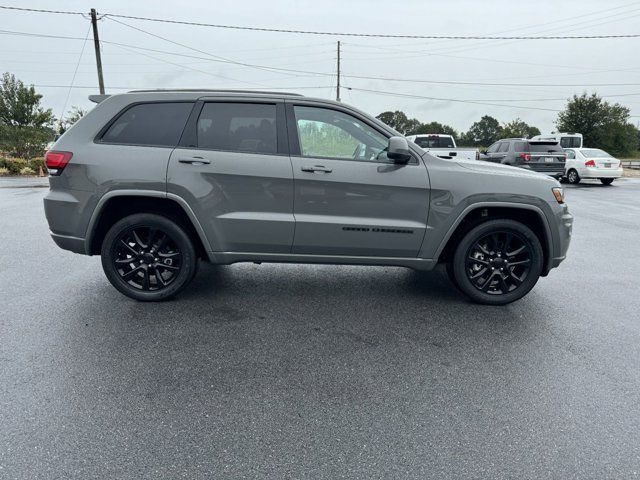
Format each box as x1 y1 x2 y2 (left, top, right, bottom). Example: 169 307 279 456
451 219 544 305
101 213 197 301
600 178 614 185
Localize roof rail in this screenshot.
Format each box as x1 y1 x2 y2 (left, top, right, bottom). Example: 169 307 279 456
126 88 304 96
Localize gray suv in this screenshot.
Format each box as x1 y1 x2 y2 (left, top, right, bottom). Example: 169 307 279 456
43 90 572 305
481 138 566 178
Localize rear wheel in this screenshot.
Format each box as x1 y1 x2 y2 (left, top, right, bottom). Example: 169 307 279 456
101 213 197 301
567 169 580 184
451 219 543 305
600 178 614 185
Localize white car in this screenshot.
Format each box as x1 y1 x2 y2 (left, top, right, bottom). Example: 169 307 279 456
563 148 623 185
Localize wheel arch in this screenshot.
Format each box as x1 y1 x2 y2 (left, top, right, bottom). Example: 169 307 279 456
435 203 554 276
85 190 212 259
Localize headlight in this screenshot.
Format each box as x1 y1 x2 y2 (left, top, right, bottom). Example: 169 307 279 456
552 187 564 204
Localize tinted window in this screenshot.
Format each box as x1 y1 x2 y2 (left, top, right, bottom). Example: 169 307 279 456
294 106 388 162
486 142 499 154
560 136 582 148
528 142 563 153
498 142 510 153
197 103 277 154
414 136 455 149
102 102 193 146
514 142 527 152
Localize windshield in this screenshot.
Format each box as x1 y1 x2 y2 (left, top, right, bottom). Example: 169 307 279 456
528 142 563 153
560 136 582 148
414 136 455 149
581 148 612 158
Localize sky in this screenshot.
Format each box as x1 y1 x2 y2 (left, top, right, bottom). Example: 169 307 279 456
1 0 640 134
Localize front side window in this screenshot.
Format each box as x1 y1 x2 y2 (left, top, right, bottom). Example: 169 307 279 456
197 103 277 154
486 142 499 154
498 142 510 153
294 106 388 162
101 102 193 146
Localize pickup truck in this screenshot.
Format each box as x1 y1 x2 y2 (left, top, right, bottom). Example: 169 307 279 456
406 134 479 161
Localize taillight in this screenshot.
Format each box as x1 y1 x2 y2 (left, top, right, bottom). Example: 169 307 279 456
519 153 531 162
585 159 596 167
45 151 73 176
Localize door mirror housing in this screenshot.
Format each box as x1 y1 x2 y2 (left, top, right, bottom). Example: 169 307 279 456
387 136 411 164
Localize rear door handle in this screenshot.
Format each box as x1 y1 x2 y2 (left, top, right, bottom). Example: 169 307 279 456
301 165 332 173
179 156 210 165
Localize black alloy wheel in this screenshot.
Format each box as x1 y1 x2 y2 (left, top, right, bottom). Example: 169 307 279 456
464 231 532 295
452 219 543 305
113 226 182 291
101 213 197 301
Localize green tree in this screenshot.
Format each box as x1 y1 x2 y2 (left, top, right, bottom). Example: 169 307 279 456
465 115 502 147
499 118 540 139
413 121 458 139
62 106 87 131
0 72 55 158
376 110 421 135
556 92 639 156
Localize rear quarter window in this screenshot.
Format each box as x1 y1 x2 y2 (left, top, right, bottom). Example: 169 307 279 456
100 102 194 147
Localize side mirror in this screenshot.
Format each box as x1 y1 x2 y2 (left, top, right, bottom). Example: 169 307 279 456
387 136 411 164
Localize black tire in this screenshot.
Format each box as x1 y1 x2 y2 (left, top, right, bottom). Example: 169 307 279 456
101 213 197 301
600 178 614 185
566 169 580 184
451 219 544 305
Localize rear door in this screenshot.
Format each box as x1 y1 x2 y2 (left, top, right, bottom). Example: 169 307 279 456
167 98 294 253
286 101 429 257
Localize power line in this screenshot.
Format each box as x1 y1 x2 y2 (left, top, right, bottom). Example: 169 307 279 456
0 5 83 15
6 27 640 89
59 23 91 124
344 86 562 112
2 5 640 39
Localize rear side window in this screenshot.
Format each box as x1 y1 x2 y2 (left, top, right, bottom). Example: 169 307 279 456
498 142 510 152
197 103 277 154
101 102 193 146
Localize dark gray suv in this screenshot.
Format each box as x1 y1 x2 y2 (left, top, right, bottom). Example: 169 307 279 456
43 90 572 305
481 138 566 178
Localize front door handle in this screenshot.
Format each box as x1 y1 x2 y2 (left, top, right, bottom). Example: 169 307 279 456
301 165 332 173
179 156 210 165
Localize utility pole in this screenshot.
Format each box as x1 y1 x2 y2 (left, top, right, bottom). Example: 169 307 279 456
90 8 105 94
336 41 341 102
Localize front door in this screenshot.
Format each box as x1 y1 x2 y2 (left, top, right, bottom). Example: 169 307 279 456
287 103 430 258
167 99 294 253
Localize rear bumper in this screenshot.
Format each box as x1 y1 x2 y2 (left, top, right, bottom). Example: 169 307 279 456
50 232 87 254
579 167 623 179
517 164 565 177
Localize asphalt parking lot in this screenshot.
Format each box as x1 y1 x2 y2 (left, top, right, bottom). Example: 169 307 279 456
1 177 639 479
